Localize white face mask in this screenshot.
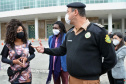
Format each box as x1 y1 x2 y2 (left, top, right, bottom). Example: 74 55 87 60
113 39 120 46
53 29 60 35
65 14 71 25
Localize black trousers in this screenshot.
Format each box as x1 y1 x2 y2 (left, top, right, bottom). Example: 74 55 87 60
107 70 124 84
11 82 31 84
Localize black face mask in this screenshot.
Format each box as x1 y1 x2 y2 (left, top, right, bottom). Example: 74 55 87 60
16 32 24 39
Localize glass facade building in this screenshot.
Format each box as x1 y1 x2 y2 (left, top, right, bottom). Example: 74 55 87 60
0 0 126 12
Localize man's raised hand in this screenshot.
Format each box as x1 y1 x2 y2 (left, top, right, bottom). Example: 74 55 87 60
31 42 44 53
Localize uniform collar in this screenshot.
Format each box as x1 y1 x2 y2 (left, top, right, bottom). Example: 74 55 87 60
72 19 90 33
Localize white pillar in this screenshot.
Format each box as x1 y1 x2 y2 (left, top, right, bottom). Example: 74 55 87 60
0 23 1 40
121 18 125 35
57 16 61 21
108 14 113 33
35 18 39 39
101 19 104 25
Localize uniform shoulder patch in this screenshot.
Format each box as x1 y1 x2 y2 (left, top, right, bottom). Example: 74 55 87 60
105 35 111 43
94 23 104 28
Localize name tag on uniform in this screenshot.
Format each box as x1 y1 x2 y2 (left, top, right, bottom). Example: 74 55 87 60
67 40 72 42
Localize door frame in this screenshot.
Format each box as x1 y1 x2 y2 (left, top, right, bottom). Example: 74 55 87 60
28 25 35 39
45 20 55 38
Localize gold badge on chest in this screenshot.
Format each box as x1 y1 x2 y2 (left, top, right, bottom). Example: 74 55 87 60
85 32 91 38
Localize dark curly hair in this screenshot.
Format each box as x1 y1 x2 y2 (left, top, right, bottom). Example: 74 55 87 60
5 19 27 49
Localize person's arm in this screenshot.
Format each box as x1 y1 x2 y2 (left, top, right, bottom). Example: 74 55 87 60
1 45 13 65
44 35 67 56
48 35 52 48
116 47 126 60
1 45 23 67
44 46 66 56
99 29 117 75
26 43 35 62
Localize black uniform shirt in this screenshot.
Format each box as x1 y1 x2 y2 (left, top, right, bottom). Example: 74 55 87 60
44 23 117 80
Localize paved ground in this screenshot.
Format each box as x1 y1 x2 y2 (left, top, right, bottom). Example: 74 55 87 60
0 39 125 84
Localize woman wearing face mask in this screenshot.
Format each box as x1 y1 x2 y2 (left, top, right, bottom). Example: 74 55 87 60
1 19 35 84
107 32 126 84
46 21 69 84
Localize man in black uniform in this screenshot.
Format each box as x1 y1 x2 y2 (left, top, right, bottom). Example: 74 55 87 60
33 2 117 84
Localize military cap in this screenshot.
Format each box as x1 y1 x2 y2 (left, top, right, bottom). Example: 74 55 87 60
67 2 86 8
